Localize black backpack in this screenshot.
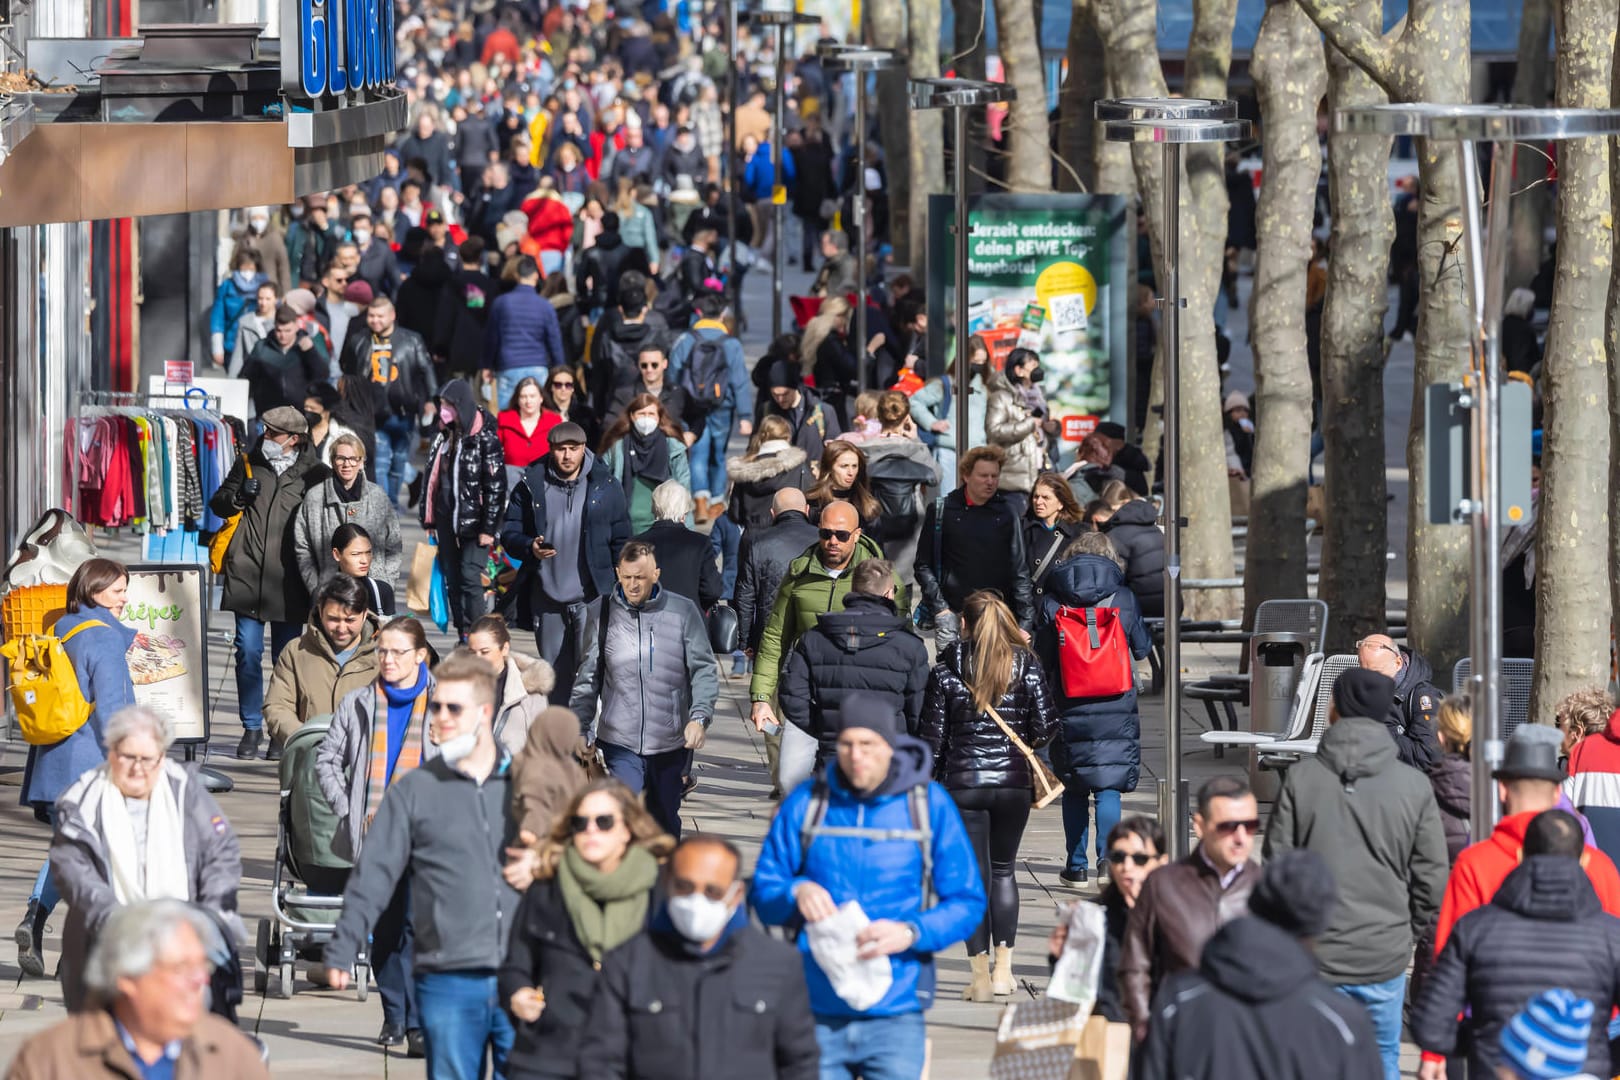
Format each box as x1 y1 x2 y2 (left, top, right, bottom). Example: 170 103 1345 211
680 336 731 417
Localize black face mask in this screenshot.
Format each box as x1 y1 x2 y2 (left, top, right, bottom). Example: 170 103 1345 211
1028 367 1045 384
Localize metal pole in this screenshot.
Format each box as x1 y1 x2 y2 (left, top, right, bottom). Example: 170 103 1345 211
1160 141 1185 859
772 23 786 340
853 69 868 387
953 104 971 462
725 0 739 315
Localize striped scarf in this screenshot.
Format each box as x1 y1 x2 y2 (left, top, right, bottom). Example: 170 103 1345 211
366 677 427 827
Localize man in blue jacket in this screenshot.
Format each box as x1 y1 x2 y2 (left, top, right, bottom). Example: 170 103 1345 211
752 698 984 1079
483 255 565 408
669 292 753 520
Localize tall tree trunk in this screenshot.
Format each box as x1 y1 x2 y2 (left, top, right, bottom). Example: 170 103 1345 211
953 0 989 192
1095 73 1135 195
1058 0 1105 191
1318 37 1393 651
1507 0 1554 291
991 0 1053 191
908 0 944 270
1532 0 1614 723
1243 0 1326 622
1610 21 1620 643
869 0 911 262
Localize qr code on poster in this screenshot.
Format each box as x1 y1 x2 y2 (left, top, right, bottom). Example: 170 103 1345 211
1048 293 1089 333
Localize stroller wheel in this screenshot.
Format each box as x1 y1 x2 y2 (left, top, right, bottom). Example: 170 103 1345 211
253 920 271 996
354 962 370 1003
276 959 295 999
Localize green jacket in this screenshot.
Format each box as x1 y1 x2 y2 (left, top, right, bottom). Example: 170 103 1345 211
749 533 908 702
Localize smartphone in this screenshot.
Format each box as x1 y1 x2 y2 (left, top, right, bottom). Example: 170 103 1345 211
535 542 556 554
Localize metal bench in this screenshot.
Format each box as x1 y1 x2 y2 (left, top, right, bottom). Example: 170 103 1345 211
1200 651 1324 753
1452 657 1535 738
1253 653 1360 765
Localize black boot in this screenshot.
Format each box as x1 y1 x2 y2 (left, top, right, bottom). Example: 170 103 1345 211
236 728 262 760
15 899 46 978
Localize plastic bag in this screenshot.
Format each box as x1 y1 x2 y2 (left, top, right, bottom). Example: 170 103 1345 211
1047 900 1108 1010
806 901 893 1012
428 552 451 632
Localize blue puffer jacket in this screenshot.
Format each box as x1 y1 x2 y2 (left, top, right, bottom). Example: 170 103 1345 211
1038 554 1152 793
751 737 985 1018
20 608 138 807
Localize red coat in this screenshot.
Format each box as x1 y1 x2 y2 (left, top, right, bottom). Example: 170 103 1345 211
521 194 575 255
497 409 554 469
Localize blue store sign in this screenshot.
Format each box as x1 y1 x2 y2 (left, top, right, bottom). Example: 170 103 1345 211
282 0 397 100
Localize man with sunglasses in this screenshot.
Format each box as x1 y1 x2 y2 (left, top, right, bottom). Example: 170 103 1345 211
323 654 525 1079
579 836 820 1079
1356 632 1443 771
1119 775 1262 1043
1263 667 1449 1080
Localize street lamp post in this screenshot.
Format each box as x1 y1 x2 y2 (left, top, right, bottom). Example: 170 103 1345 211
909 77 1017 460
819 43 900 388
1096 98 1248 860
1336 103 1620 841
751 7 821 340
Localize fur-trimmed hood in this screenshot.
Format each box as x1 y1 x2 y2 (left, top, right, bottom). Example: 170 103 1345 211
726 443 809 483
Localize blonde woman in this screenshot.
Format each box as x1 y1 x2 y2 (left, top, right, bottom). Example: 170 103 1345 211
1430 695 1472 863
800 296 860 426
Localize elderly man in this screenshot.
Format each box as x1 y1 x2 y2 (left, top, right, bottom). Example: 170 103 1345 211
1355 633 1443 771
6 900 268 1078
632 480 723 610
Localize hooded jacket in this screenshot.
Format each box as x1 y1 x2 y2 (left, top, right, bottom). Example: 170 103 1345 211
915 487 1035 628
1386 646 1444 771
983 369 1045 493
725 443 813 532
495 652 557 756
575 230 651 312
588 313 668 415
1038 554 1153 792
510 706 587 841
1430 750 1472 862
735 506 821 650
422 380 508 538
500 450 634 624
210 439 332 623
316 670 439 863
1414 856 1620 1078
263 608 381 742
751 738 986 1018
779 593 931 757
1140 917 1382 1080
569 584 719 755
1262 716 1449 984
1100 499 1166 618
919 642 1060 791
749 534 910 703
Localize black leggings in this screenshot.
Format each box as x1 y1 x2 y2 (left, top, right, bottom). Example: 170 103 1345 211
950 786 1032 955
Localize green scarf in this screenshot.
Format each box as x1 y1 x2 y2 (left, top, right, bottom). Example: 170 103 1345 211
555 844 659 961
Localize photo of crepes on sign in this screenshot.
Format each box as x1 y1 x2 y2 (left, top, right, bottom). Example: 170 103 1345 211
120 565 211 744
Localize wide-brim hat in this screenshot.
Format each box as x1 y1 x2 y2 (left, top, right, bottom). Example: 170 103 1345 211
1492 724 1566 783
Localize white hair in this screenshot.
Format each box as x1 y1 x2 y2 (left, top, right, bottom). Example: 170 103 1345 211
103 705 175 755
1504 287 1536 320
82 900 218 1005
651 479 695 523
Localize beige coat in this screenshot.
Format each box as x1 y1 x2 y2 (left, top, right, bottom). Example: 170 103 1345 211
984 370 1045 493
5 1009 269 1080
495 652 556 756
264 610 380 742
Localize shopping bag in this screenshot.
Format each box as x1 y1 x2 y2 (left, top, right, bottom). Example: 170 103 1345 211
990 997 1087 1080
428 555 451 633
1047 900 1108 1009
1073 1016 1131 1080
406 542 436 615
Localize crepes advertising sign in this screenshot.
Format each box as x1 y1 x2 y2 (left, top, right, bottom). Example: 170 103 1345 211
927 194 1131 432
121 564 210 745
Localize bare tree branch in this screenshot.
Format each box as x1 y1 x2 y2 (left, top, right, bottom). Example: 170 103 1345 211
1291 0 1397 90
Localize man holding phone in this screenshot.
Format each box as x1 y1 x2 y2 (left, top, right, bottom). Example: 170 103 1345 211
241 304 329 417
501 422 632 701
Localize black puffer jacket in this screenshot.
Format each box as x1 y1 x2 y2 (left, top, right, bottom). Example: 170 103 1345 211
725 446 814 532
1388 646 1445 772
779 592 930 757
575 231 651 313
1140 916 1382 1080
421 379 507 539
735 508 820 649
1413 855 1620 1079
915 488 1035 628
1100 498 1164 618
1429 750 1471 862
918 642 1058 790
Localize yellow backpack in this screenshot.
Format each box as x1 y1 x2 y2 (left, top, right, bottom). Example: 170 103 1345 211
208 456 251 574
0 619 106 745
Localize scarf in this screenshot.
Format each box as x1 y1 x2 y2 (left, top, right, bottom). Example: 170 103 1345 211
333 473 364 504
622 426 672 492
368 671 428 825
100 765 190 905
555 843 658 961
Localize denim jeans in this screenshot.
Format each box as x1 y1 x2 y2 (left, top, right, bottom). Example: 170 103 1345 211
601 742 687 839
1335 973 1405 1080
1061 782 1121 874
496 366 549 413
815 1011 927 1080
233 616 302 731
415 970 514 1080
709 512 741 597
372 879 417 1031
688 406 735 499
375 414 415 503
30 806 58 914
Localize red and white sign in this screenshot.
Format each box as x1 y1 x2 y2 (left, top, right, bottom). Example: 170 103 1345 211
164 360 194 385
1062 415 1099 442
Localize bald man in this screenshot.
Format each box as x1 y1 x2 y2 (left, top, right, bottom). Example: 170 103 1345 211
1356 633 1442 771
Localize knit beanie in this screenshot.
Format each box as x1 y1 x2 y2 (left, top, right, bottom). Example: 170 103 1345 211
1499 989 1594 1079
1247 849 1337 939
833 697 904 747
1331 667 1396 722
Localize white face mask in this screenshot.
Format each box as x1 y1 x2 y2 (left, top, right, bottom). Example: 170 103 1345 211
632 415 658 437
438 729 478 765
353 228 372 247
260 438 286 461
249 217 269 234
667 890 737 944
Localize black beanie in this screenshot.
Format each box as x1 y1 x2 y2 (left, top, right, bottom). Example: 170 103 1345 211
833 697 904 747
1249 849 1337 938
1332 667 1396 721
764 357 802 390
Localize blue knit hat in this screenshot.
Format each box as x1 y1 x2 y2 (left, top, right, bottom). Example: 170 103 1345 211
1499 989 1593 1079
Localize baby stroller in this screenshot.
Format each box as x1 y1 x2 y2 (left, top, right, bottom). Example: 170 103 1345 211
252 715 369 1000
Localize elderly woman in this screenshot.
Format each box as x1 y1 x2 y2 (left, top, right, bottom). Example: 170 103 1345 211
50 705 243 1013
293 431 403 594
465 613 556 755
17 557 138 979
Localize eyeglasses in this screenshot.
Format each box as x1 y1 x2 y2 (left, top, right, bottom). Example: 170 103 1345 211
819 527 853 542
113 750 163 771
1355 639 1401 657
569 813 620 835
1211 818 1261 836
1107 850 1156 866
333 455 363 465
670 877 735 902
377 647 417 660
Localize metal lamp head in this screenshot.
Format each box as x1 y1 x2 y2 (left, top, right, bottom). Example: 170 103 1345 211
1102 117 1251 144
1095 97 1238 122
817 43 901 70
909 77 1017 111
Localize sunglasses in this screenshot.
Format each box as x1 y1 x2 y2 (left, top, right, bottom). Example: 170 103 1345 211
638 361 662 370
428 701 467 716
569 813 620 834
819 527 853 542
1107 850 1156 866
1211 818 1261 836
551 380 575 388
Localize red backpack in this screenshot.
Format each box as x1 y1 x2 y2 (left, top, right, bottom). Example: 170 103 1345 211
1052 594 1135 698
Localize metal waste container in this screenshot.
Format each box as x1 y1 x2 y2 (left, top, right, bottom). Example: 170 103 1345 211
1247 631 1310 801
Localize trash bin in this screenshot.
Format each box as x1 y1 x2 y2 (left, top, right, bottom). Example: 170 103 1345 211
1247 631 1309 801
